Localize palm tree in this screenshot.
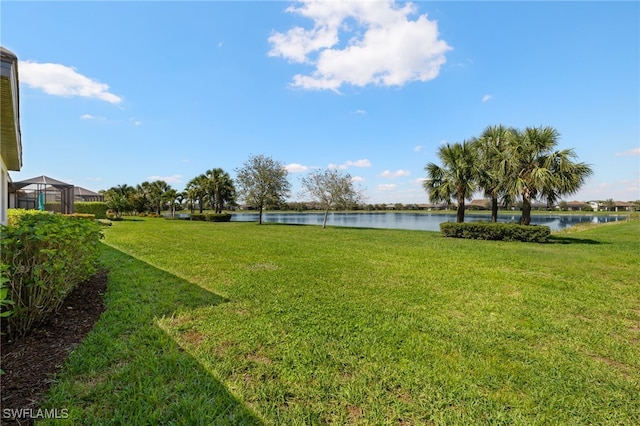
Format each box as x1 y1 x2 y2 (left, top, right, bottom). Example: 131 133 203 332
423 141 479 223
104 184 135 218
474 125 514 222
164 188 178 218
505 126 593 225
149 180 171 215
134 181 152 214
204 168 236 214
185 175 208 213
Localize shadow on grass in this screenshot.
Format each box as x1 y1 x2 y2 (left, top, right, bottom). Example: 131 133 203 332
548 235 603 245
40 244 263 425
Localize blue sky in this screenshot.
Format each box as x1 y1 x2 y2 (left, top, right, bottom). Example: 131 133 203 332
2 1 639 204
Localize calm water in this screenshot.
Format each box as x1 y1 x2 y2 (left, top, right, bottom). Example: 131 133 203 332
231 212 627 232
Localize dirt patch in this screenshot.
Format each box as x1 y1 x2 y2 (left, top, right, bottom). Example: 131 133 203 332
1 270 108 425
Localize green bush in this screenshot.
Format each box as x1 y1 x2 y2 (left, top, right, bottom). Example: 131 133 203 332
190 213 232 222
75 202 108 219
440 221 550 243
64 213 96 220
1 210 103 337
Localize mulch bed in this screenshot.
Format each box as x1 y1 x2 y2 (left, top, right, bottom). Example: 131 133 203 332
1 271 108 425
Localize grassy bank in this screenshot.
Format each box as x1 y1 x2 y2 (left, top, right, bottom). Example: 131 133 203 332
41 219 639 424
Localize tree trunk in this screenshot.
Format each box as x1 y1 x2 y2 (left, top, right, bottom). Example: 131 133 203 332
520 191 532 225
491 196 498 223
258 205 263 225
456 198 465 223
322 208 329 229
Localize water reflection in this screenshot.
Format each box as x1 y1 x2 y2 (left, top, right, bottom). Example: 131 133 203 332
230 212 626 232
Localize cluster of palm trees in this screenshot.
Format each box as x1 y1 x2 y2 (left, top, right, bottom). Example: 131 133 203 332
424 125 594 224
104 168 236 218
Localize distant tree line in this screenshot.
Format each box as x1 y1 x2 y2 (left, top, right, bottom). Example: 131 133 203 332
102 154 362 226
103 125 594 226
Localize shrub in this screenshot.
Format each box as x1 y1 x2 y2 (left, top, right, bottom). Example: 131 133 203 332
75 202 108 219
440 221 550 243
0 264 14 319
63 213 96 220
190 213 232 222
1 210 103 336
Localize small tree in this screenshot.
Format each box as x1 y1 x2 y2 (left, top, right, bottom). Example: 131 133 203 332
301 169 364 229
235 154 291 225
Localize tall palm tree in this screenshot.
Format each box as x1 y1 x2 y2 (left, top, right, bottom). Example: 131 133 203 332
505 126 593 225
204 168 236 214
424 141 479 223
474 125 514 222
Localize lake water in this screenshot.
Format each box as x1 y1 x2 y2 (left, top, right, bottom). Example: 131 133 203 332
230 212 627 232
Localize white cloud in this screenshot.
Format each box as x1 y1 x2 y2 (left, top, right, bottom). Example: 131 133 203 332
285 163 309 173
482 94 493 102
414 145 423 152
327 158 371 170
351 176 365 183
410 177 426 185
347 159 371 168
147 174 183 184
380 169 410 178
328 158 372 170
80 114 106 120
269 0 451 91
353 109 367 115
615 147 640 157
20 61 122 104
377 183 397 191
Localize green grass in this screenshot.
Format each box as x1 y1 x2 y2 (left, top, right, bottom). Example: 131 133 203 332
41 218 639 424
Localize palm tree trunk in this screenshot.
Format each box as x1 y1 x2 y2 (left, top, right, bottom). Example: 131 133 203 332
520 190 532 225
491 196 498 222
456 197 465 223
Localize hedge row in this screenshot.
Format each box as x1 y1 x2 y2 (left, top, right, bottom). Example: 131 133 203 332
1 210 103 337
75 202 108 219
41 202 108 219
190 213 232 222
440 221 550 243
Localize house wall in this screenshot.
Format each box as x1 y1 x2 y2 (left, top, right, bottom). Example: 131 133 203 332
1 156 8 225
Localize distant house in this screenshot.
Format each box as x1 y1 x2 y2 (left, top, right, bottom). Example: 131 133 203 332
610 201 636 212
588 200 637 212
416 203 448 211
75 186 104 202
0 47 22 225
467 199 490 210
565 201 589 211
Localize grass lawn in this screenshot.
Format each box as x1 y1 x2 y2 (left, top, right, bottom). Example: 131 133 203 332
41 218 639 424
